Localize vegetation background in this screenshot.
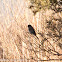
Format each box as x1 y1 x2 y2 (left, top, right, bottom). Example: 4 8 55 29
0 0 62 62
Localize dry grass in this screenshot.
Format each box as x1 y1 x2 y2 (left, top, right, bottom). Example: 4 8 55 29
0 0 62 62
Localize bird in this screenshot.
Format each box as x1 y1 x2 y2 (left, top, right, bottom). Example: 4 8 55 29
28 25 39 39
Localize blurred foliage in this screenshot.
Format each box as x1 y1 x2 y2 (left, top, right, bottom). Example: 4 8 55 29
49 0 57 4
58 42 62 49
29 0 62 15
29 0 50 15
46 18 62 43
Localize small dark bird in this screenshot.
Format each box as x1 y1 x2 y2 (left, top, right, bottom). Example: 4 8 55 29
28 25 38 39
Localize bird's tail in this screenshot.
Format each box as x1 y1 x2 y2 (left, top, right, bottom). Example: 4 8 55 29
36 36 39 40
